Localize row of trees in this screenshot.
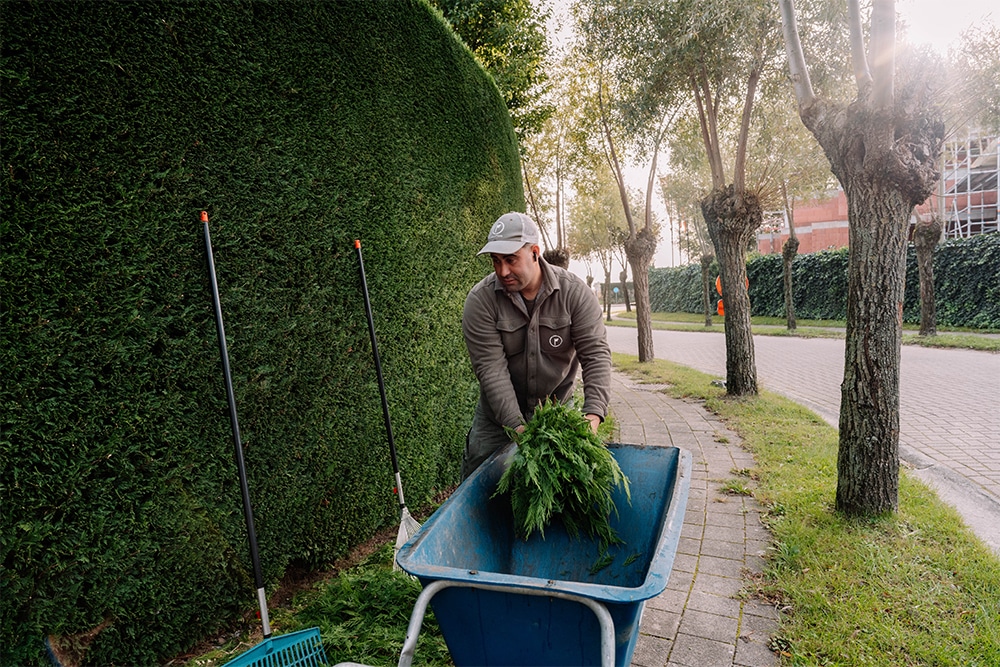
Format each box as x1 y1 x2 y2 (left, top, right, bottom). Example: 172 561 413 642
442 0 998 516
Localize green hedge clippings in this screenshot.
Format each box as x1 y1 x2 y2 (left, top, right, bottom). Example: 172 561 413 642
1 1 522 664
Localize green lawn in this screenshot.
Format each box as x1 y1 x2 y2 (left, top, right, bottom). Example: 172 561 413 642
608 311 1000 351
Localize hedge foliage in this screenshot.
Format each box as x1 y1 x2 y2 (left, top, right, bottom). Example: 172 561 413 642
1 2 522 664
649 233 1000 328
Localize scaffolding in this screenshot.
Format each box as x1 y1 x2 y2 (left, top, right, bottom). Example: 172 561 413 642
938 130 999 239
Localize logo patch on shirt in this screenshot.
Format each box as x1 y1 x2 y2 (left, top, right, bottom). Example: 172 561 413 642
549 334 564 348
488 221 505 239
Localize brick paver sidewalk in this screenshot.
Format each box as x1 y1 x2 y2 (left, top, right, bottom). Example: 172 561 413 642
610 372 780 667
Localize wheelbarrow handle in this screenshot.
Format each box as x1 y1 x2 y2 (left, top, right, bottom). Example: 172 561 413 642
397 580 616 667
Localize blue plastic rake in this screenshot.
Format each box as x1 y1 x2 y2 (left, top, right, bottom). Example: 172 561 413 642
221 627 328 667
204 212 329 667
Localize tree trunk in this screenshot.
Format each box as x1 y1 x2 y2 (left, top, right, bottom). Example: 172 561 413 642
836 185 912 515
701 185 761 396
798 96 942 516
700 253 715 327
914 217 941 336
625 229 657 362
781 180 798 331
782 236 799 331
543 248 570 269
619 269 631 312
604 269 612 322
779 0 945 518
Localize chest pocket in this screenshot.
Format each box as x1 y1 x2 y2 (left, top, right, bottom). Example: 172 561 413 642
539 316 572 361
496 318 527 358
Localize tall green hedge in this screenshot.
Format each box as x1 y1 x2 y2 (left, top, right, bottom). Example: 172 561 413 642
649 233 999 328
0 2 522 664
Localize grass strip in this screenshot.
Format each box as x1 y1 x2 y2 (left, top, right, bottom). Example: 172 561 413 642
613 352 1000 666
608 312 1000 351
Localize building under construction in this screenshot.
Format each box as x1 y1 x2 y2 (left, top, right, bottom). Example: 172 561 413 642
756 128 999 255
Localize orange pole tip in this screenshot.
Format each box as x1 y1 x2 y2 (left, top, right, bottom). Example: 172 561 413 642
354 239 361 249
200 211 209 222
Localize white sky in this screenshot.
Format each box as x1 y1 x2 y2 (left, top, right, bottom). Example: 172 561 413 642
898 0 996 53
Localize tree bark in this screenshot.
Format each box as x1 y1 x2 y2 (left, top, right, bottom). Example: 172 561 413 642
700 253 715 327
625 229 657 362
782 236 799 331
603 268 612 322
914 217 941 336
837 185 911 515
701 185 761 396
781 180 798 331
619 269 631 312
543 248 570 269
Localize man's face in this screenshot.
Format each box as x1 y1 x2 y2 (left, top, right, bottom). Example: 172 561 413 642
490 245 539 293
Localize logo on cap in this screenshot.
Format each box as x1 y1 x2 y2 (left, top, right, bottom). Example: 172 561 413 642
489 221 505 239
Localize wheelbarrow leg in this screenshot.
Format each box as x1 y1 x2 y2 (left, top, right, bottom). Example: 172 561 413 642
398 580 616 667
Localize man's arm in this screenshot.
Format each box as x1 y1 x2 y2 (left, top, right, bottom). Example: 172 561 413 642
462 286 523 429
568 281 612 424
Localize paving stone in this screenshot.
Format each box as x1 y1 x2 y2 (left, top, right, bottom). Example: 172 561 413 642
697 554 746 579
641 607 682 639
685 590 743 619
631 633 672 667
669 633 737 667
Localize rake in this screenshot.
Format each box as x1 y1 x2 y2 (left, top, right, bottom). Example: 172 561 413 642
354 239 421 570
203 211 329 667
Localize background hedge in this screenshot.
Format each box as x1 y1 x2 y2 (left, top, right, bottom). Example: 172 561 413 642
1 1 522 664
648 233 1000 328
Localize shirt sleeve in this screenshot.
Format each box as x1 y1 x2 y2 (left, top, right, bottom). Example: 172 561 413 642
462 284 524 428
568 279 612 420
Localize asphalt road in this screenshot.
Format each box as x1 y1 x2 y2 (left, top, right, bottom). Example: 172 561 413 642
605 325 1000 556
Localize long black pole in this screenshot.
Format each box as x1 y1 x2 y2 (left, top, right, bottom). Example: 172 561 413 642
203 211 271 638
354 239 406 509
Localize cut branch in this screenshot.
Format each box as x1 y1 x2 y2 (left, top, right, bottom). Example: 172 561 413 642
777 0 816 108
847 0 874 92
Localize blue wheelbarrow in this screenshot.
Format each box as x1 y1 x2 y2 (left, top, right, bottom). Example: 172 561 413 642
337 442 690 667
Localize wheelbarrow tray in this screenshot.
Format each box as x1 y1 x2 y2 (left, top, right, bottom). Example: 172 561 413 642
396 443 691 667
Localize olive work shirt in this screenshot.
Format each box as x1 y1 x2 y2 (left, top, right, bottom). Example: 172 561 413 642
461 259 612 474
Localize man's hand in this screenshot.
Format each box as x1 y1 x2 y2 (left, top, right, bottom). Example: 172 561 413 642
585 414 601 434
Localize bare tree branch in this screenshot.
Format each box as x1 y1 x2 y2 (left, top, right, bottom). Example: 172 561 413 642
734 65 761 194
777 0 816 108
847 0 873 92
598 73 637 236
870 0 895 109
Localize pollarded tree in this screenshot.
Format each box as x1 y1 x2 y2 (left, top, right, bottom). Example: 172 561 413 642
593 0 787 394
752 90 836 330
779 0 945 515
658 121 718 327
572 4 683 362
522 112 571 266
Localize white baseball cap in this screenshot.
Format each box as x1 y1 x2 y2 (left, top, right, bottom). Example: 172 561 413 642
477 212 540 256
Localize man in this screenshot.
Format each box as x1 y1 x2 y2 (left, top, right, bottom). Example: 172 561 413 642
461 211 612 478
